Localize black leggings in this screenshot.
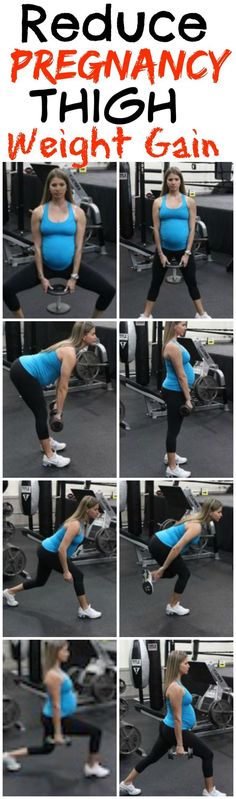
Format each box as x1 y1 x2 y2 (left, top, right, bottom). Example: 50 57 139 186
10 359 49 441
148 536 190 594
135 721 213 779
147 248 201 302
3 260 115 313
23 544 85 597
162 388 185 453
28 712 102 755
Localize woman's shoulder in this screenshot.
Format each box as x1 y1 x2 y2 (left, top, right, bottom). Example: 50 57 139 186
56 345 77 362
72 203 86 223
184 195 195 209
164 341 180 357
166 681 184 698
44 668 61 687
153 196 162 210
32 204 45 220
65 519 80 534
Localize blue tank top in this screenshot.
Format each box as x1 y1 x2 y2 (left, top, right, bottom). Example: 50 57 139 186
19 350 61 387
162 341 195 391
41 202 77 271
156 521 200 553
164 682 196 730
43 671 77 718
159 194 189 251
42 524 85 557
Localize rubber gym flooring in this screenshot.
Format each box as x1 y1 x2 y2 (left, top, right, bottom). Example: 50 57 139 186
3 530 116 637
3 371 116 477
119 699 233 796
3 243 116 319
120 538 233 637
3 682 116 796
120 247 233 318
120 386 233 478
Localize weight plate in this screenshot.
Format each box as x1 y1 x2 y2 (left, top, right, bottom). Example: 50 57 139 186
209 697 233 728
3 546 27 576
3 501 13 517
76 351 100 383
3 521 15 542
120 724 142 755
92 672 116 703
194 375 219 403
95 527 117 555
161 519 176 530
120 697 129 716
67 666 81 690
3 695 21 729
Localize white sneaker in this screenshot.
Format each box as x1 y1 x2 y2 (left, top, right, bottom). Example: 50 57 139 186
41 437 66 453
78 605 102 619
166 602 190 616
202 789 227 797
3 589 18 607
3 753 21 771
164 453 187 465
195 312 212 319
138 314 153 319
42 452 70 468
166 466 191 478
120 782 142 795
84 762 110 778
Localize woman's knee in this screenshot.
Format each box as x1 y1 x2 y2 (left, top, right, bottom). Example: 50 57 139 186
96 283 115 311
3 283 19 312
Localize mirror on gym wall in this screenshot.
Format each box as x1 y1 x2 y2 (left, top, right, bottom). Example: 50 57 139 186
119 479 233 638
119 637 233 797
3 638 117 795
3 479 117 638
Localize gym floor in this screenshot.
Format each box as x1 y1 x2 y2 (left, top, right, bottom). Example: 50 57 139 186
119 699 233 796
3 531 116 637
3 371 116 477
120 538 233 637
120 386 233 478
3 682 116 796
120 247 232 318
3 244 116 319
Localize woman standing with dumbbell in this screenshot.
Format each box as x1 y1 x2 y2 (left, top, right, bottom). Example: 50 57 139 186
9 321 96 468
3 167 115 318
3 495 102 619
143 498 223 616
120 650 226 797
162 320 195 478
4 640 110 777
139 166 211 319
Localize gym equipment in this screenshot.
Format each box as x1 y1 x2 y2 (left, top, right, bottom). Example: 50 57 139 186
168 747 193 759
72 490 117 559
68 643 116 705
130 640 150 690
165 257 182 284
3 694 21 730
120 724 142 755
49 401 64 433
47 281 71 315
3 502 14 517
45 736 72 746
3 521 15 542
19 480 40 517
3 546 27 577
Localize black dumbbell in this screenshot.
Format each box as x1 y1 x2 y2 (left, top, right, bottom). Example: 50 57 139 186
168 747 193 759
45 735 72 746
179 403 192 418
142 569 153 595
49 401 64 432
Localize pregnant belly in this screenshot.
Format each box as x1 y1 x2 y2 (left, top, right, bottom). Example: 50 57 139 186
42 236 74 270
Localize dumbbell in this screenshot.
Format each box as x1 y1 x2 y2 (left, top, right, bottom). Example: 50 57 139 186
48 401 64 432
168 747 193 759
3 502 14 517
142 569 153 595
45 735 72 746
179 402 193 418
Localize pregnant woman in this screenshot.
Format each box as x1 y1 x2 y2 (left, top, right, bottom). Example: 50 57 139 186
139 166 211 319
3 167 115 317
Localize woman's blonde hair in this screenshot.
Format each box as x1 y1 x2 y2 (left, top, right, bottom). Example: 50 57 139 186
43 640 68 676
180 497 222 527
65 495 99 526
164 650 188 693
163 321 185 352
161 167 186 196
41 168 74 203
42 321 95 354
